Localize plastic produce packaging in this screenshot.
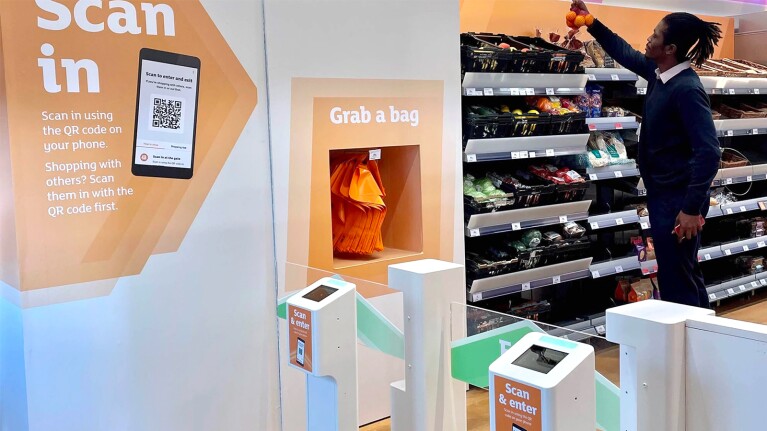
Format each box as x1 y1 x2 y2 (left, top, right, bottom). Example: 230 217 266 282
562 221 586 238
521 230 543 248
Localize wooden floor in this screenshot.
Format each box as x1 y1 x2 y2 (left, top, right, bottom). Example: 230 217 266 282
360 293 767 431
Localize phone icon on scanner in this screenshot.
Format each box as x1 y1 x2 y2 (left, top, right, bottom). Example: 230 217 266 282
296 338 306 367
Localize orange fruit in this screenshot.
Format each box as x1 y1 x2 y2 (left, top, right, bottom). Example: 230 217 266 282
574 15 586 27
566 11 577 21
585 14 594 26
566 17 575 27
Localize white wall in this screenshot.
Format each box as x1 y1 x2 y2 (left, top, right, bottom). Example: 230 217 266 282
264 0 463 428
734 11 767 64
597 0 767 16
0 289 28 431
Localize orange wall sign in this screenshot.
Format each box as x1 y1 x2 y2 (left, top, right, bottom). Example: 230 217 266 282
0 0 257 291
494 375 543 431
286 79 449 298
288 305 313 372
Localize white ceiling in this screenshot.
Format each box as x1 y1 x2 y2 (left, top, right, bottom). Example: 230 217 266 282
593 0 767 17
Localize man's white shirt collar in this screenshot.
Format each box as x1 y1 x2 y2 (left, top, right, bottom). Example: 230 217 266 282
656 61 691 84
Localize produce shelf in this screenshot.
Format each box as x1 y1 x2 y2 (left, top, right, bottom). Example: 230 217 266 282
712 164 767 187
585 68 638 82
468 258 593 302
586 116 639 132
707 273 767 303
462 72 589 97
637 76 767 95
587 210 639 231
586 164 640 181
464 134 590 162
719 236 767 257
611 165 767 196
589 255 642 279
466 200 591 237
698 245 725 262
708 197 767 218
715 118 767 138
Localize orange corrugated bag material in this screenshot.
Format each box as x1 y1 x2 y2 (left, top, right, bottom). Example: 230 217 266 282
330 153 387 255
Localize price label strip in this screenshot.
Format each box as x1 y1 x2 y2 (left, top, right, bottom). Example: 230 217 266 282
522 282 531 292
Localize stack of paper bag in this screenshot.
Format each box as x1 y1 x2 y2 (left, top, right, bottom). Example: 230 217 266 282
330 153 387 255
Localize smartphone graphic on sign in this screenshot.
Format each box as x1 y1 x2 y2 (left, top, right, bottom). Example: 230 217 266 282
297 338 306 367
512 425 527 431
132 48 200 179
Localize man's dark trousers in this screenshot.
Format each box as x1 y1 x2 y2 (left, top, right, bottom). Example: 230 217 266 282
647 188 711 308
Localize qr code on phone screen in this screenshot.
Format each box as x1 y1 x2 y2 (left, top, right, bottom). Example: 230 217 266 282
152 97 182 130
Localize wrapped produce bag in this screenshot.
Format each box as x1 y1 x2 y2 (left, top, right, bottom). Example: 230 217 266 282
330 152 387 256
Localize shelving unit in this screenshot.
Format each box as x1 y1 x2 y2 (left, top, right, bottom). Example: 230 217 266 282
462 72 588 96
707 273 767 304
637 76 767 95
468 258 593 302
466 201 591 237
585 67 638 82
586 164 641 181
464 134 590 163
715 118 767 138
708 196 767 218
587 210 639 231
586 116 639 132
589 256 642 279
461 34 767 324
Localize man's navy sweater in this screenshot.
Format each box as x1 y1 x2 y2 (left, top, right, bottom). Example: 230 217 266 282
588 19 721 215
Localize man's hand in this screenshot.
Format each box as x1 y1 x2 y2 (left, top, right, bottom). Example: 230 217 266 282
572 0 589 14
674 211 704 242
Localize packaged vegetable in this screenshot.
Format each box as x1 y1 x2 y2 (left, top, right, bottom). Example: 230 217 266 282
563 222 586 238
521 230 543 248
543 231 563 243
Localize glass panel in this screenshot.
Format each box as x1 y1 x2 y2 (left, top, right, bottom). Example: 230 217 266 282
451 302 620 431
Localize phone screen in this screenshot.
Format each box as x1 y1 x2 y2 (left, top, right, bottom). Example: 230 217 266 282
297 338 306 367
132 48 200 179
